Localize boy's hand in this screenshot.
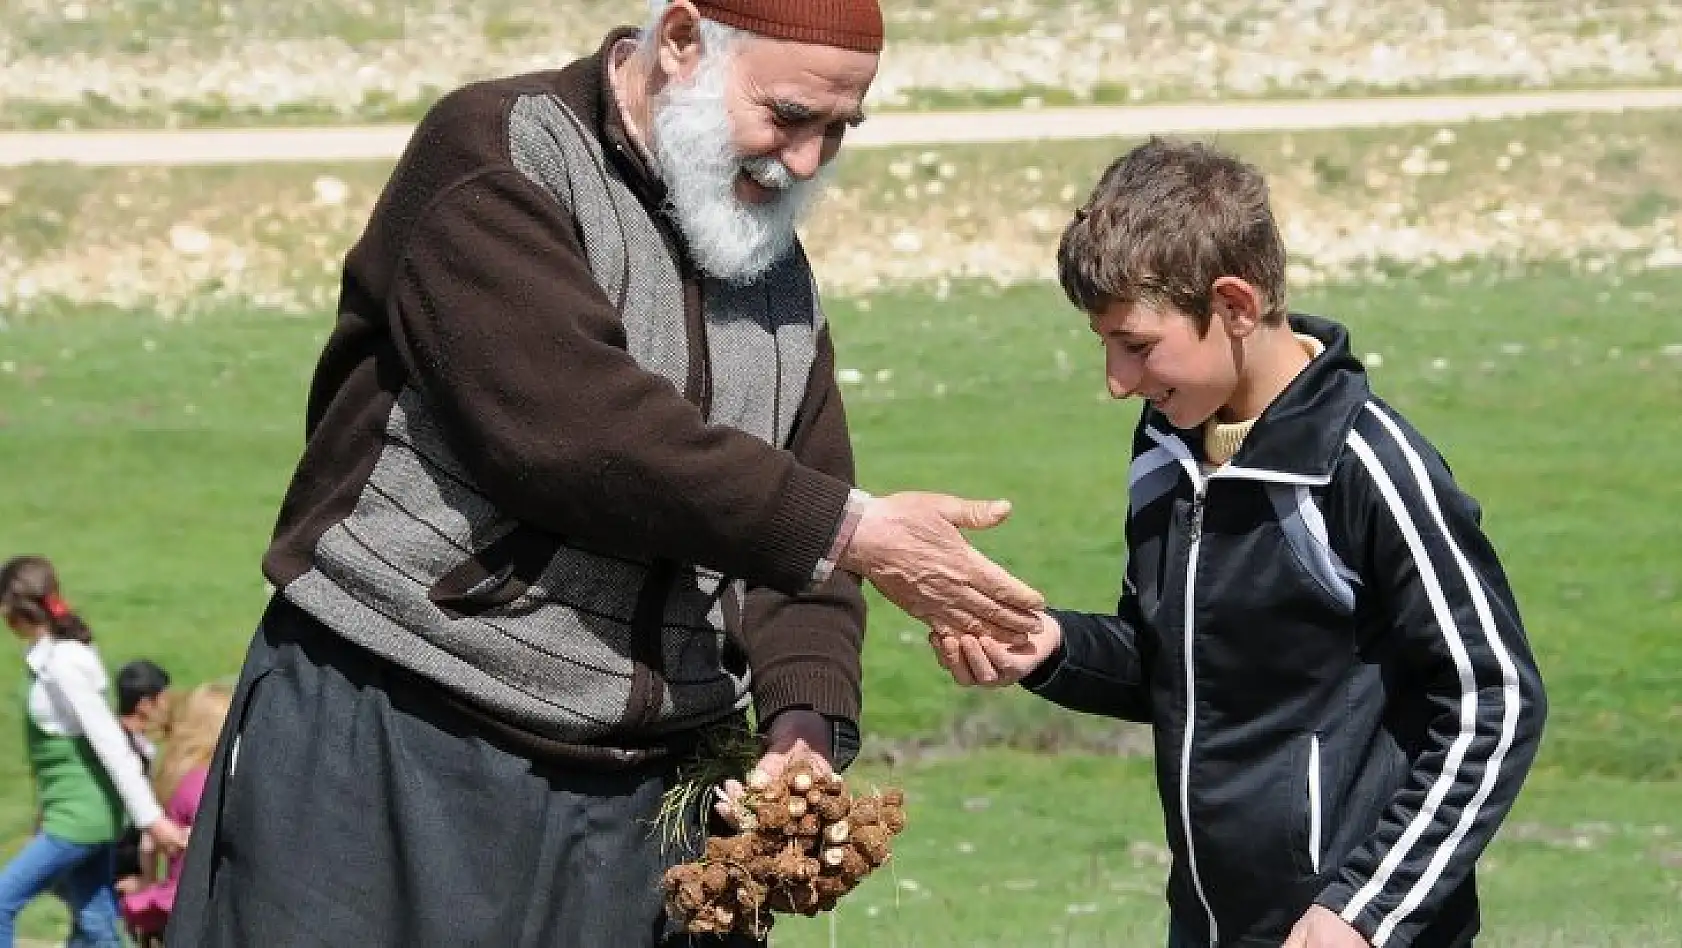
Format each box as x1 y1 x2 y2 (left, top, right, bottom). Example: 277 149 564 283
1283 906 1370 948
932 612 1063 688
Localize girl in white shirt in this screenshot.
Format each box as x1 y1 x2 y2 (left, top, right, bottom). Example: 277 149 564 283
0 557 188 948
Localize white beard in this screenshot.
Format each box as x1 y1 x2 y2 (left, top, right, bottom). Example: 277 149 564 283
649 45 829 285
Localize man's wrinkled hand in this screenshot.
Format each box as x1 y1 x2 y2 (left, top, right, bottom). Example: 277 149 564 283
932 612 1063 688
840 492 1044 642
714 710 833 828
1283 905 1370 948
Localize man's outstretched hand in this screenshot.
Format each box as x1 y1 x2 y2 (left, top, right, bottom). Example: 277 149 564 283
839 492 1044 642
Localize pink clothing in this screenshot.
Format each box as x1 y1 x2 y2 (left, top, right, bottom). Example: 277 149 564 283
119 765 207 936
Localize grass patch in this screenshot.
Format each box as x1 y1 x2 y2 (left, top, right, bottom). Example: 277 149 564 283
766 754 1681 947
0 265 1679 937
2 268 1679 773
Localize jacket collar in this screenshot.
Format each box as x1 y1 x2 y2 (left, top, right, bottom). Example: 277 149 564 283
1143 314 1372 485
563 28 669 211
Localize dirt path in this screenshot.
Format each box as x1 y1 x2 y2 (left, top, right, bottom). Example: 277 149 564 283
2 87 1680 168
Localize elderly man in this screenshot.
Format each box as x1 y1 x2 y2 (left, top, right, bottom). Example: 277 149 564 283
167 2 1041 946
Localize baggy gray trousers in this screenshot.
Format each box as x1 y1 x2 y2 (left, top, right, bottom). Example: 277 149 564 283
167 598 758 948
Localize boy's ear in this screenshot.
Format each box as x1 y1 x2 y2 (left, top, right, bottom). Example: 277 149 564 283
1210 277 1264 338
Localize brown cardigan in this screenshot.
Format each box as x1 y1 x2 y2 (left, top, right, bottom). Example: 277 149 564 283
261 30 866 763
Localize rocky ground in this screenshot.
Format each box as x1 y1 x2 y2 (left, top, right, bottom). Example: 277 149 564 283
1 109 1678 317
2 1 1678 127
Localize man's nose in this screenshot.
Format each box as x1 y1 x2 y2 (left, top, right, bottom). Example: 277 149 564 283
781 132 828 180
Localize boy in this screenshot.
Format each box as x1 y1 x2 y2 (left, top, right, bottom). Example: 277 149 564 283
936 139 1547 948
114 659 172 889
116 659 172 771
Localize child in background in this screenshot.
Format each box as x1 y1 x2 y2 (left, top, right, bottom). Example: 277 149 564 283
120 682 232 945
936 139 1547 948
114 660 173 894
0 556 189 948
116 660 172 773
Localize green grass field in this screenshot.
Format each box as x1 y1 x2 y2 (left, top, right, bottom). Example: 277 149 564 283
2 260 1680 940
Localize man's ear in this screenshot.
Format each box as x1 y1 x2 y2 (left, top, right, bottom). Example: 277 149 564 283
1210 276 1264 339
654 1 708 85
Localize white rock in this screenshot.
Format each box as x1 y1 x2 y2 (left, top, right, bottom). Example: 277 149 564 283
312 176 349 207
169 224 212 256
890 231 924 254
1645 247 1682 269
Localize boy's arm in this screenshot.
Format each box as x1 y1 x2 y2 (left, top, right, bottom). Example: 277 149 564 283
1316 407 1547 948
1019 571 1154 723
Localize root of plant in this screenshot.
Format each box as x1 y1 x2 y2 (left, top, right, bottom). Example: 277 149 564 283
661 752 908 938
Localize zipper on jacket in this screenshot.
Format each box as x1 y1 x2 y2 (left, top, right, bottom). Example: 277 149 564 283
1179 483 1219 945
1308 733 1324 874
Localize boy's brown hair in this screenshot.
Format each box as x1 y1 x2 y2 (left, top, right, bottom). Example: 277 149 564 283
1057 137 1288 332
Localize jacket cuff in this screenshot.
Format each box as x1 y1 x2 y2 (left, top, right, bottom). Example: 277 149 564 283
1019 639 1070 693
757 467 853 595
751 664 861 733
1315 883 1384 946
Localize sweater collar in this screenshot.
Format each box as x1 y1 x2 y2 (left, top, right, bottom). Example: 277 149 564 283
572 27 669 211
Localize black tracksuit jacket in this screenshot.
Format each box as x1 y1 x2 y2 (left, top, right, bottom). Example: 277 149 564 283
1023 315 1547 947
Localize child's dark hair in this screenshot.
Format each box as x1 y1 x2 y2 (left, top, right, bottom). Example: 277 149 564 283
117 659 171 716
0 556 94 645
1057 137 1288 332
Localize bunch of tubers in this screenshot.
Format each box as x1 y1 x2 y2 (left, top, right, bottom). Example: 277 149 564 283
662 755 907 937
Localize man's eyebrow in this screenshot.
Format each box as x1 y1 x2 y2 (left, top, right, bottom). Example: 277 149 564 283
770 99 867 127
770 99 819 122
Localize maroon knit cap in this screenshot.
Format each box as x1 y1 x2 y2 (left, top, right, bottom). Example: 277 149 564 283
693 0 884 54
